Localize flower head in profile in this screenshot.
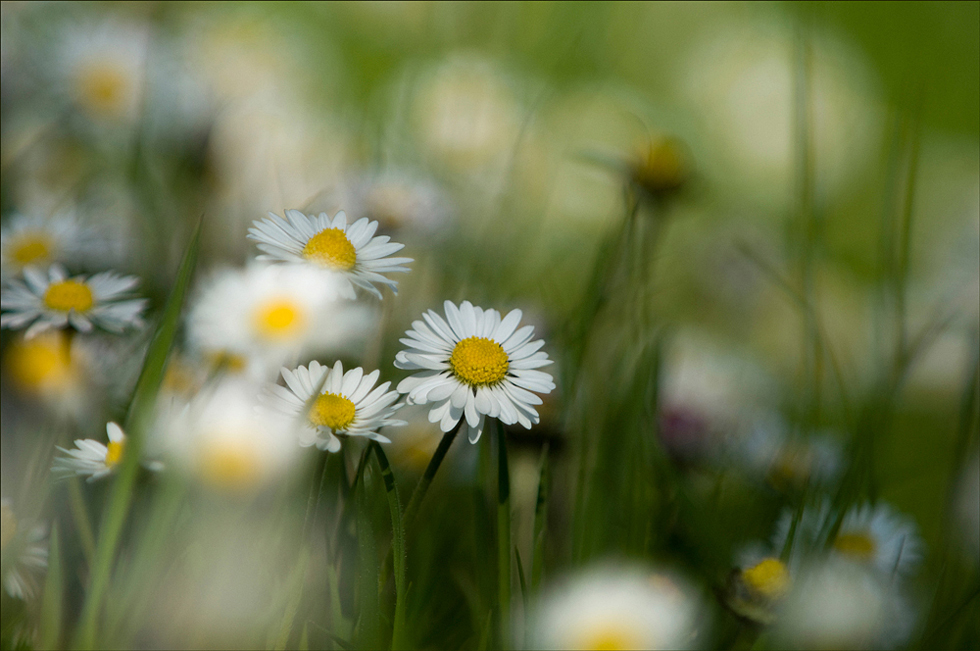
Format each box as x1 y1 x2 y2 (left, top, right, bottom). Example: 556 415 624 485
266 360 405 452
528 565 702 650
186 264 373 378
0 212 103 278
395 300 555 443
1 264 146 338
248 210 412 299
53 422 128 482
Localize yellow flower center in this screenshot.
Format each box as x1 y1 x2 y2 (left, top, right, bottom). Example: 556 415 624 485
43 280 94 313
199 441 262 490
834 531 877 561
76 61 130 117
302 228 357 270
309 393 356 431
104 439 125 468
579 625 645 651
9 233 52 266
742 557 791 600
449 336 509 387
254 299 305 340
5 333 74 390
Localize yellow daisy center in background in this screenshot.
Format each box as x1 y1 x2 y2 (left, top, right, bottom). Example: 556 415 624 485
10 233 52 266
302 228 357 270
199 441 262 490
835 531 877 561
309 393 356 430
43 280 94 313
579 625 645 651
104 439 125 468
254 299 305 340
76 61 130 117
449 336 509 387
5 333 74 391
742 557 791 600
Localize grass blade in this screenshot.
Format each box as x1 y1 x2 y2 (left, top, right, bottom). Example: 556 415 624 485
274 548 310 650
74 218 202 649
371 442 408 650
39 523 62 651
531 443 549 591
515 547 529 650
497 420 511 649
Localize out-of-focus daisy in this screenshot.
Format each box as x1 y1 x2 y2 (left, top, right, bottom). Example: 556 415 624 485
4 330 76 394
336 173 451 235
629 135 691 200
774 558 913 650
186 264 373 379
266 360 405 452
1 499 47 600
395 300 555 443
52 421 127 482
528 565 702 650
152 378 298 493
725 555 792 625
0 212 101 277
248 210 411 299
734 417 842 489
57 21 147 123
1 264 146 338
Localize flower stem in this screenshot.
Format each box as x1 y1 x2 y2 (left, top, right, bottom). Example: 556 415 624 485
402 418 462 532
497 420 511 649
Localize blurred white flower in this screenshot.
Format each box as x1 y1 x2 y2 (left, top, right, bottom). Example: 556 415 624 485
528 565 703 650
735 417 843 489
52 421 127 482
248 210 412 299
0 212 104 278
1 264 147 338
726 555 792 625
152 378 299 492
266 360 405 453
186 264 374 379
396 300 555 443
775 558 913 650
0 499 47 601
336 172 451 235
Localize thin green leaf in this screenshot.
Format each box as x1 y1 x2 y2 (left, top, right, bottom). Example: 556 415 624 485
477 609 494 651
274 548 310 650
74 218 203 650
515 547 529 651
531 443 549 592
497 421 511 649
371 442 408 650
39 523 62 651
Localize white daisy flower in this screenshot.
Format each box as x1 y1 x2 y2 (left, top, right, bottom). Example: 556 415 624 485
247 209 412 299
52 421 127 482
529 565 703 650
1 264 146 338
394 300 555 443
0 212 102 278
1 499 48 601
186 264 374 379
266 360 405 453
725 553 793 625
151 378 299 493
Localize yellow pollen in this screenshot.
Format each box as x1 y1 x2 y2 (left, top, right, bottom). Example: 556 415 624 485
5 333 74 390
199 441 262 490
43 280 94 313
76 61 129 117
302 228 357 270
254 300 304 340
835 531 877 561
309 393 357 431
104 440 125 468
742 557 791 600
10 233 52 266
449 336 509 387
579 625 645 651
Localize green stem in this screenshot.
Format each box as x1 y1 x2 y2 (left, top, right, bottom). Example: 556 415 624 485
402 419 463 532
497 421 511 649
67 478 96 565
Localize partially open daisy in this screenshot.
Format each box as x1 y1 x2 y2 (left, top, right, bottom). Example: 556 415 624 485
266 360 405 452
1 264 147 338
395 300 555 443
0 212 101 278
186 264 373 378
248 210 412 299
52 422 127 482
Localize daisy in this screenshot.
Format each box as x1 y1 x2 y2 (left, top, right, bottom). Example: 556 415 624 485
151 378 299 492
394 300 555 443
186 264 374 379
529 565 702 650
834 503 923 577
1 499 48 601
337 172 450 234
266 360 405 452
725 554 792 625
248 209 412 299
1 264 146 338
0 212 101 277
52 421 127 482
